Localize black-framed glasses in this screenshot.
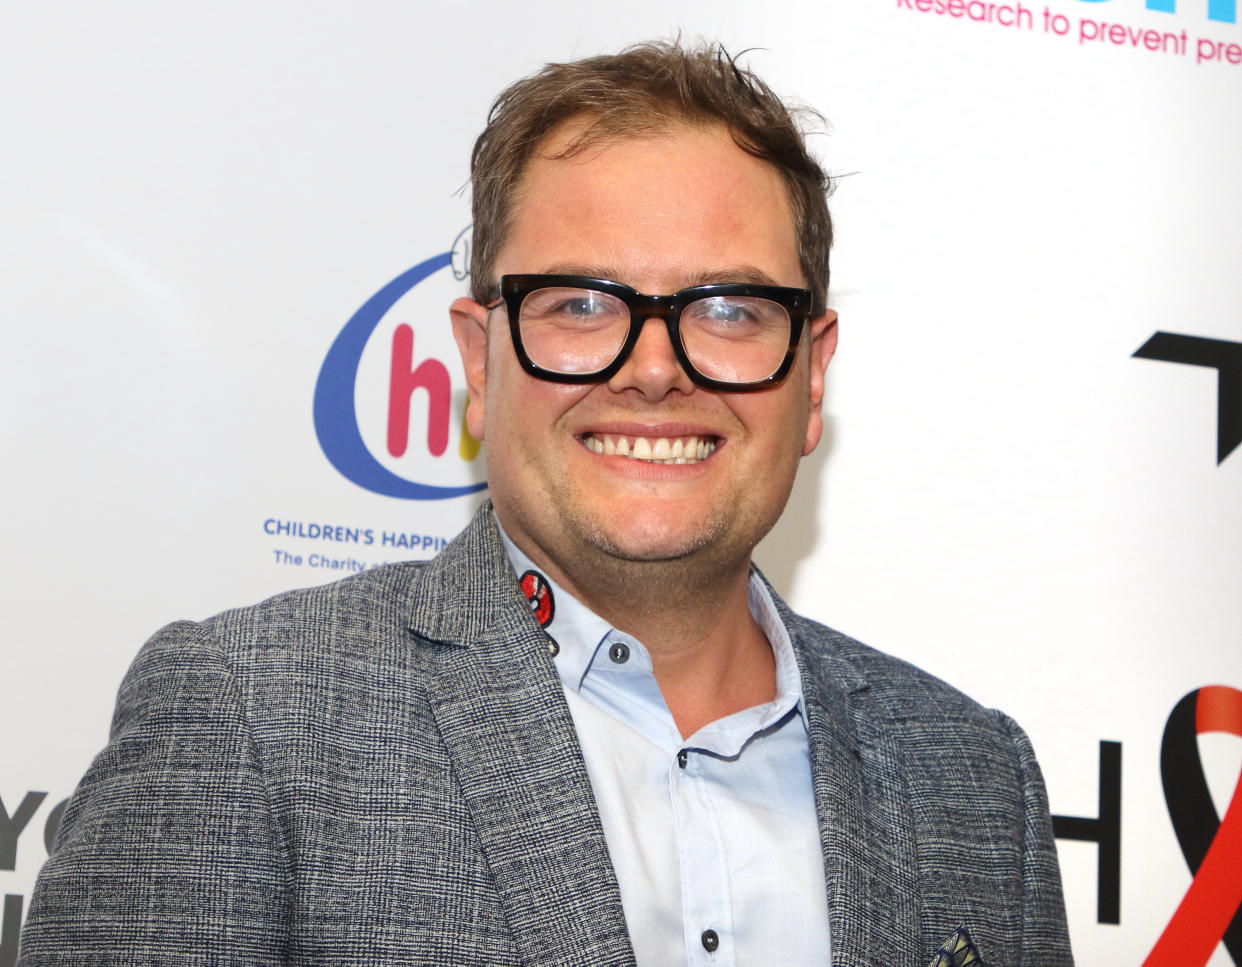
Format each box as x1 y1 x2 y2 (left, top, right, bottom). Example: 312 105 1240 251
487 274 812 392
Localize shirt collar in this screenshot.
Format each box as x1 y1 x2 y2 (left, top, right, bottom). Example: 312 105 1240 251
497 523 806 742
499 526 615 690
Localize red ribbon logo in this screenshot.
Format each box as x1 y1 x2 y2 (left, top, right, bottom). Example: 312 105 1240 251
1144 685 1242 966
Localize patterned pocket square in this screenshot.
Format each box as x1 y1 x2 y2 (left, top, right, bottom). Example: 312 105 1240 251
927 927 984 967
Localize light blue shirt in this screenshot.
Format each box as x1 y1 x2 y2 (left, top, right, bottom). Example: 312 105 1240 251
501 533 831 966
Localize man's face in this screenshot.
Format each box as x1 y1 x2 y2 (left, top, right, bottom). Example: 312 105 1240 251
451 121 837 590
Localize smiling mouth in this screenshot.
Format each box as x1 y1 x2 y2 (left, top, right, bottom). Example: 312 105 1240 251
580 433 718 465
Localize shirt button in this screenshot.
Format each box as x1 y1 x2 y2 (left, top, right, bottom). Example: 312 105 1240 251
701 929 719 952
546 638 559 657
677 749 689 769
608 642 630 664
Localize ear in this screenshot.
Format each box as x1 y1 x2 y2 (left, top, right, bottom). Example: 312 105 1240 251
802 309 838 456
450 296 490 441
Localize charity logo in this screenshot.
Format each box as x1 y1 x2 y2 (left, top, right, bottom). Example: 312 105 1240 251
1145 685 1242 966
519 570 555 628
314 228 486 499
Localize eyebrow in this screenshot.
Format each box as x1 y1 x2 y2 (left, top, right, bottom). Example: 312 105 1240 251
534 264 785 289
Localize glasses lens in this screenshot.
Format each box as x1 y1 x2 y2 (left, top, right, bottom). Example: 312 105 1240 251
680 296 792 383
518 286 630 374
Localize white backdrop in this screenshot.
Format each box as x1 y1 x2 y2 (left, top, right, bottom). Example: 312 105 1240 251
2 1 1239 964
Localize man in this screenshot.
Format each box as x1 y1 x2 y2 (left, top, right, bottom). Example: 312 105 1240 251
20 42 1072 966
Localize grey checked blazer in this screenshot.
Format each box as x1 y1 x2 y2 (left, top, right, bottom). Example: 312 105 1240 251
20 506 1073 965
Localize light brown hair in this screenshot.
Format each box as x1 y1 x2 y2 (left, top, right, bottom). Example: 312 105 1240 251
468 40 834 314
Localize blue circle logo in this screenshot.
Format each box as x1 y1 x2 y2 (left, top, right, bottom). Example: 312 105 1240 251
313 249 487 500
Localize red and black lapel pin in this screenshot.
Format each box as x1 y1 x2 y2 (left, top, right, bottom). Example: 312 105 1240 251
519 570 555 628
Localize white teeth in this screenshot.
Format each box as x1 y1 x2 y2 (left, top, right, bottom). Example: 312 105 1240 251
582 434 717 464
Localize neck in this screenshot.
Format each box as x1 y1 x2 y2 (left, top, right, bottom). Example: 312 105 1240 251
513 537 778 738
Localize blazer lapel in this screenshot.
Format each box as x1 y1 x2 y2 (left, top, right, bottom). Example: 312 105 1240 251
784 607 923 967
408 507 636 967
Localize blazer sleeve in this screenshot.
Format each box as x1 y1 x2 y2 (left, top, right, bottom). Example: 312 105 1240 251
998 711 1075 966
18 621 292 965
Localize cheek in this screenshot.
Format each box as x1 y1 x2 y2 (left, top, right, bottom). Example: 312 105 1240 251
743 379 812 455
482 365 591 454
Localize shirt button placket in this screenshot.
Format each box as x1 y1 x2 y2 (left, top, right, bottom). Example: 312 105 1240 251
672 753 733 964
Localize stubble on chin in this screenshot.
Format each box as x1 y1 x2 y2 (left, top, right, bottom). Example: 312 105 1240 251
552 497 782 609
498 442 795 610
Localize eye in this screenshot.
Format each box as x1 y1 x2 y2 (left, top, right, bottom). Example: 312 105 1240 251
687 296 771 331
698 299 754 325
556 295 610 318
522 288 626 326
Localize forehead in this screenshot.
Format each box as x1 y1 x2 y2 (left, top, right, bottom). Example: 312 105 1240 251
495 120 801 291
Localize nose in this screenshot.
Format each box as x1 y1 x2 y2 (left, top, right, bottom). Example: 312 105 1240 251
606 316 695 400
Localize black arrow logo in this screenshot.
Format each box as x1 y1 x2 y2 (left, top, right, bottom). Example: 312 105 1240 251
1133 332 1242 465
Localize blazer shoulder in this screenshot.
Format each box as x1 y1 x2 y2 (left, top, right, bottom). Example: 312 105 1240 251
786 610 1012 738
118 562 435 739
198 561 429 661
